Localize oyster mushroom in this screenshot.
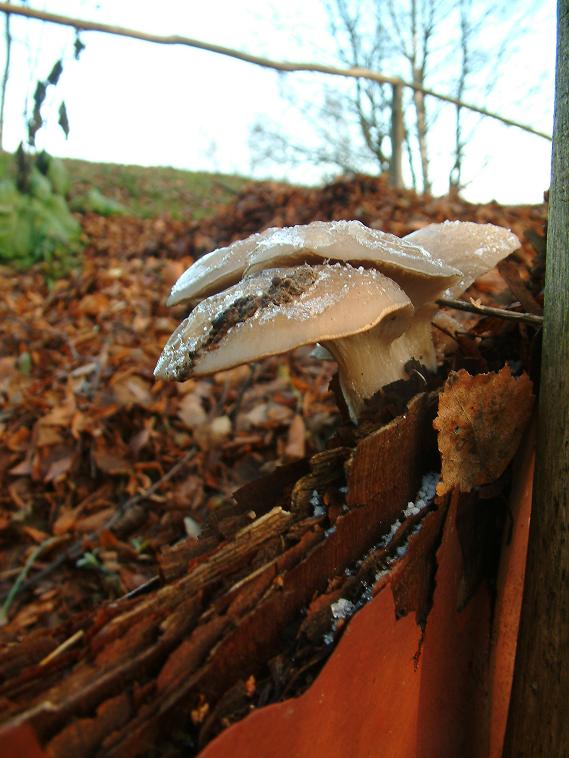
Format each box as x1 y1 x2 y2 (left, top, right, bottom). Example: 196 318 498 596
166 228 274 307
159 220 521 424
404 220 520 297
244 220 461 307
380 222 520 379
166 220 461 309
155 264 414 422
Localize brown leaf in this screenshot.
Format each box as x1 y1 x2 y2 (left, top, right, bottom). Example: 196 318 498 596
9 457 34 477
177 393 208 429
78 292 110 316
284 414 306 460
44 450 75 483
92 447 131 475
112 375 153 408
433 366 534 496
52 507 78 536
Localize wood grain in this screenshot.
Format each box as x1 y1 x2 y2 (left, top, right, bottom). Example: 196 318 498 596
503 2 569 754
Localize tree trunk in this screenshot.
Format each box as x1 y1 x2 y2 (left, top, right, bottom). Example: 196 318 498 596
412 69 431 194
503 1 569 754
390 82 404 188
0 2 12 151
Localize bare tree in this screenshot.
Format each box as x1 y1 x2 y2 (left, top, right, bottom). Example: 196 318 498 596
328 0 392 173
385 0 437 192
449 0 471 193
250 0 393 179
250 0 545 195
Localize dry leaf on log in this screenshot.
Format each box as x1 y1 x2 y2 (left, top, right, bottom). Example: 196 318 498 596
434 366 534 496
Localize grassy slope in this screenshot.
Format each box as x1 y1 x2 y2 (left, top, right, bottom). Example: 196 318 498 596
0 152 257 220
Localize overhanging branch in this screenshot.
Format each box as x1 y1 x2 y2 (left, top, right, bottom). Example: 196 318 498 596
0 2 552 142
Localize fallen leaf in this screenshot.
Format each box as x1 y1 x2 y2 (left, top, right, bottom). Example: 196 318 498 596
44 451 75 483
92 447 131 475
177 393 208 429
78 292 110 316
52 507 78 536
284 414 306 460
112 375 153 408
433 366 534 496
21 525 50 543
194 415 232 450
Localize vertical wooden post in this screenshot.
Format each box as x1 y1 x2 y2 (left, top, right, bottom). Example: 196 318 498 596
390 82 404 189
0 2 12 151
503 1 569 755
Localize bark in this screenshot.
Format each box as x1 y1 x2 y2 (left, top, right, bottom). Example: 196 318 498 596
503 1 569 753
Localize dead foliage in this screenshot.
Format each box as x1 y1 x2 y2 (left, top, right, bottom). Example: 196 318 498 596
0 173 546 756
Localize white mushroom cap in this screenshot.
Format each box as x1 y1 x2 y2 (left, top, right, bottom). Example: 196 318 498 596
155 263 413 386
244 220 461 307
404 221 520 298
166 229 275 307
159 220 521 424
166 220 461 309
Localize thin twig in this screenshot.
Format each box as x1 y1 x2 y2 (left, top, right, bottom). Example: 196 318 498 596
104 446 197 531
437 297 544 326
39 629 84 666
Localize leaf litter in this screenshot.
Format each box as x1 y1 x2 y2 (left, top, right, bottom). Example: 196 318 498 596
0 173 546 755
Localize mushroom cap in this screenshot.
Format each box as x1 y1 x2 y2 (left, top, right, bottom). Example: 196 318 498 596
244 220 461 306
155 263 413 382
404 221 520 298
166 229 274 307
166 220 461 309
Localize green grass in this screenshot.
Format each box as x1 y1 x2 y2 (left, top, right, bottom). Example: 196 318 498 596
63 159 254 220
0 152 256 221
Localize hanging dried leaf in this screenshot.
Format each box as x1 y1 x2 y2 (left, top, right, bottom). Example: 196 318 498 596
47 60 64 86
434 366 534 496
58 102 70 139
74 32 86 60
33 81 47 111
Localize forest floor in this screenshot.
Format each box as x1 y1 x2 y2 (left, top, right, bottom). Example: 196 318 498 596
0 169 546 639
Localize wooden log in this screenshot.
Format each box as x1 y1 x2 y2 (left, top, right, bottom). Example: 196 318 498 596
503 1 569 754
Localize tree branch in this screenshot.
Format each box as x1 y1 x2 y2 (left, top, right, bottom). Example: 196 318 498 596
436 297 544 326
0 2 552 141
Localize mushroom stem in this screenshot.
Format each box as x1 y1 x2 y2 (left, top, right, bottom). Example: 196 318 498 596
388 304 437 373
323 305 437 422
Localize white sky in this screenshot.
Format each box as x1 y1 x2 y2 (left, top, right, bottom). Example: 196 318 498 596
1 0 556 204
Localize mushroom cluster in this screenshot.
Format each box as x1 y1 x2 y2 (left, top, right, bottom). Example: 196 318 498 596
155 220 520 422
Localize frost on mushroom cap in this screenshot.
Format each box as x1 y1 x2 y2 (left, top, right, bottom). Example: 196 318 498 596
244 220 461 306
404 221 520 298
166 219 463 309
166 228 275 307
154 263 413 382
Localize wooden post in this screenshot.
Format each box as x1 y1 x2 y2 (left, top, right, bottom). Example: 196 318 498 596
503 1 569 755
390 82 404 189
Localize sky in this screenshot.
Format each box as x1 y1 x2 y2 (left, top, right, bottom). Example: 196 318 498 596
0 0 557 204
